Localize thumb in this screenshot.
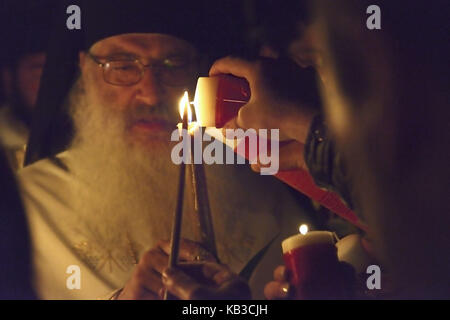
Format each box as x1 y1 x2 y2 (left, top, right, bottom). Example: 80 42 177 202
162 267 202 300
209 56 255 80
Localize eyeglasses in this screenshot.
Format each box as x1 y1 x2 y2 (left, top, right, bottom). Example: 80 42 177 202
87 52 197 87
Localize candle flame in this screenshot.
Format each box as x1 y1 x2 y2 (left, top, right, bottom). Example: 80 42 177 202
193 93 200 125
188 122 199 135
179 91 192 123
299 224 309 235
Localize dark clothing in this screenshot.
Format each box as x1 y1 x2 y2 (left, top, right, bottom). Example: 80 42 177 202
0 147 36 299
304 115 356 215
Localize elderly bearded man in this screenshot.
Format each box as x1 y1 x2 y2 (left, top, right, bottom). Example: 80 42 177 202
17 0 315 299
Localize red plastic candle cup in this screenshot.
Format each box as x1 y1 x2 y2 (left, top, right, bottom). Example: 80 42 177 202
282 231 349 299
193 75 250 128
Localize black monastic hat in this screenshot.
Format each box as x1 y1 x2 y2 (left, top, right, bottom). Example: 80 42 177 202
24 0 247 165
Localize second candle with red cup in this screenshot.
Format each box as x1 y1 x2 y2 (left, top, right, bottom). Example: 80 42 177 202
282 230 355 299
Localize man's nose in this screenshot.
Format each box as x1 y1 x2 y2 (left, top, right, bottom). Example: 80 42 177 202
135 68 164 105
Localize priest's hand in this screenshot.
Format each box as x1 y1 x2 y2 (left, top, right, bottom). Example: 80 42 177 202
209 56 318 144
117 239 216 300
162 262 251 300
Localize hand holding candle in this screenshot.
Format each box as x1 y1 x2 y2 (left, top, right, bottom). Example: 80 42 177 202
208 56 320 142
162 261 251 300
265 225 356 300
197 59 365 231
119 239 214 300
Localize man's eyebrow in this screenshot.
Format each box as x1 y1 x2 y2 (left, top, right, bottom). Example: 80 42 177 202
103 51 139 59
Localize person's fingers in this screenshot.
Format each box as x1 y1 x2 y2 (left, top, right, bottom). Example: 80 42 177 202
119 246 173 300
189 262 251 300
235 103 264 130
140 247 168 275
221 117 239 130
199 262 235 285
133 262 166 295
158 239 216 263
273 265 289 282
200 262 225 278
162 267 204 300
209 56 256 79
119 265 163 300
250 163 261 173
264 281 292 300
221 117 244 139
163 264 251 300
157 240 171 254
213 270 235 285
254 141 305 171
118 285 160 300
250 141 305 173
139 291 160 300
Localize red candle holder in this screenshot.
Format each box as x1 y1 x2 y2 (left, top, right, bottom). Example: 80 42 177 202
282 232 354 299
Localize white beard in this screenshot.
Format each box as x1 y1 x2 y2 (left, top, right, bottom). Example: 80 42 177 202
66 80 183 264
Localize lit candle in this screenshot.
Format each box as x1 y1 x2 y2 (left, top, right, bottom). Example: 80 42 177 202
281 227 352 299
282 229 336 262
175 91 218 260
193 75 250 128
299 223 309 235
177 91 192 134
165 91 191 300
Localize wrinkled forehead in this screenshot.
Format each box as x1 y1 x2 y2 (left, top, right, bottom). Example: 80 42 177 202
89 33 197 59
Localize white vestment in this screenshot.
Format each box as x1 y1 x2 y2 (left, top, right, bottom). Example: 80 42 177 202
18 150 314 299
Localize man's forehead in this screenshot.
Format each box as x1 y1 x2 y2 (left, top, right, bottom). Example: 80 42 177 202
90 33 197 58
